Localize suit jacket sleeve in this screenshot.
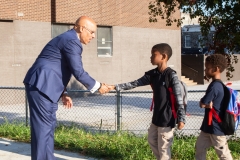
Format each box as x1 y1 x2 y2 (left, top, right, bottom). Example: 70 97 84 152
62 40 96 90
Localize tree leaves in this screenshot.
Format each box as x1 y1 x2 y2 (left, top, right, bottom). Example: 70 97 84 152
149 0 240 79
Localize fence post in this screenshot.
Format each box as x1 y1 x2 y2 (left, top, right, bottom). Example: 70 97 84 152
116 91 122 131
25 90 28 126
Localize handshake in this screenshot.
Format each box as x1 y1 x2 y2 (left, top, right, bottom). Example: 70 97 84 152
98 83 115 94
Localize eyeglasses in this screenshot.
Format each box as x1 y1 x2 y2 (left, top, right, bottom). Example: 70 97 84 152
82 26 95 35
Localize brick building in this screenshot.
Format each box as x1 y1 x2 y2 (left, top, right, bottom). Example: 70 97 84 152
0 0 182 90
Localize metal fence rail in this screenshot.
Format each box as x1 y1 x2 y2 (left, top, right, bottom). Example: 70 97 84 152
0 87 239 136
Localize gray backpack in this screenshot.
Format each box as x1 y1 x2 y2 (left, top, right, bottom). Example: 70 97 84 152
165 68 188 113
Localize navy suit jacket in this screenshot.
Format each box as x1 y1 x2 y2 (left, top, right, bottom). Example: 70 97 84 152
24 29 96 103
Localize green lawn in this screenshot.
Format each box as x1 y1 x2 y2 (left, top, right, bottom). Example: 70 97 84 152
0 122 239 160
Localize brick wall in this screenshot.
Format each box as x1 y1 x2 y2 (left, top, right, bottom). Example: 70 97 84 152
0 0 51 22
0 0 180 30
54 0 180 29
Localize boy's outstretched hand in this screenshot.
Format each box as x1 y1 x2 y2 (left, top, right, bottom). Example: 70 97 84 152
107 85 115 91
98 83 116 94
177 122 185 130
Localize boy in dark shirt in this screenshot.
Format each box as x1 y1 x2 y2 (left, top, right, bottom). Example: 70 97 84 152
108 43 185 160
195 54 233 160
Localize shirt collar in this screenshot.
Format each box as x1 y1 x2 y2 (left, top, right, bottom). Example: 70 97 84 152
72 29 80 40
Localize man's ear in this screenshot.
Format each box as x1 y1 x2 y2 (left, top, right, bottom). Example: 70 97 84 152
79 26 84 33
75 25 83 33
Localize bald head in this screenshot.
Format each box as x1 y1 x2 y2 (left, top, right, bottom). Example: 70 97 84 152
74 16 96 45
75 16 96 28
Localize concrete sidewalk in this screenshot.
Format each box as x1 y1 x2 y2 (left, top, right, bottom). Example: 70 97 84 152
0 138 96 160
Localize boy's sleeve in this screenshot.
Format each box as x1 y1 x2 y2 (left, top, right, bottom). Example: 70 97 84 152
115 74 151 91
171 72 186 123
201 84 216 105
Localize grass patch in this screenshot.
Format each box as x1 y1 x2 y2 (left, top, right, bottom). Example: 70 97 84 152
0 121 239 160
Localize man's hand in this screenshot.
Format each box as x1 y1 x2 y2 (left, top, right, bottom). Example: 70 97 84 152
62 94 73 109
177 122 185 130
98 83 116 94
99 83 110 94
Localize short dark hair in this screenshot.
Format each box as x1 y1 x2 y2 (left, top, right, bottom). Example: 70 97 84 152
152 43 172 60
205 54 227 72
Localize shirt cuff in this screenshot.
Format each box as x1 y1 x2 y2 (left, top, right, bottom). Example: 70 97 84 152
90 81 101 93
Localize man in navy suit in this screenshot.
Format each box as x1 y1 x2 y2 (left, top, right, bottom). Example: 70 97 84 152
23 16 109 160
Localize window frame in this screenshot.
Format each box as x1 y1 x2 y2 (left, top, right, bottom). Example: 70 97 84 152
51 23 73 38
97 26 113 57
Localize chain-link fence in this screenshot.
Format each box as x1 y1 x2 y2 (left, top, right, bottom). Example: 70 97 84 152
0 87 239 137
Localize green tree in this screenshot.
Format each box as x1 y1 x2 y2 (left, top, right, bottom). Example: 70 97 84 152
149 0 240 79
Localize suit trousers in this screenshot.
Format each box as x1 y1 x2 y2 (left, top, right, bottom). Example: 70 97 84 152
25 84 58 160
148 123 174 160
195 131 233 160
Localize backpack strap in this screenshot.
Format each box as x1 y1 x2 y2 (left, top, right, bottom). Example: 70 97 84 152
168 87 177 119
208 108 222 125
164 68 178 119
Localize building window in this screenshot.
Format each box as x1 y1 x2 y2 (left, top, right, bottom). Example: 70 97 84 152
185 35 191 48
198 35 205 48
51 24 73 38
97 26 112 57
